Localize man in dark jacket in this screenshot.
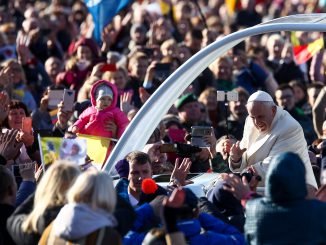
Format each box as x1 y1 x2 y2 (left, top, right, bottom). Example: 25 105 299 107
245 152 326 244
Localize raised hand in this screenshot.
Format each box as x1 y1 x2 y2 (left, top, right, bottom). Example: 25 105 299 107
163 187 185 208
101 24 118 53
104 120 117 138
16 130 34 147
57 101 73 127
16 31 34 65
170 158 192 186
139 87 150 104
216 137 234 160
221 173 251 200
162 188 186 234
39 93 49 112
230 141 246 163
0 129 23 161
120 91 134 114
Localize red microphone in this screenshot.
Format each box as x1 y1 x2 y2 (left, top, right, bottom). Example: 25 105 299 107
141 178 158 194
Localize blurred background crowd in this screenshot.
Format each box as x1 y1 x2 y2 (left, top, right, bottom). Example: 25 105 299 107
0 0 326 244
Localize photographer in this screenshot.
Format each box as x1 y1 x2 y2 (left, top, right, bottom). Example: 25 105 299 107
143 143 173 175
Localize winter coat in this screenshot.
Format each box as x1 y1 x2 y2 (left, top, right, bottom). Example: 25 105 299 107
73 80 129 139
46 203 121 245
245 152 326 245
40 224 121 245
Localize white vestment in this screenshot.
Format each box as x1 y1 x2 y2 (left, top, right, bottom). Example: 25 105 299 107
229 106 317 189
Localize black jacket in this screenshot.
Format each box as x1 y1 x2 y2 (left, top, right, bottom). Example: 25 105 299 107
0 204 15 245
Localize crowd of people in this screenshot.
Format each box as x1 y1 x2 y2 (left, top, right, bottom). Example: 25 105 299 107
0 0 326 244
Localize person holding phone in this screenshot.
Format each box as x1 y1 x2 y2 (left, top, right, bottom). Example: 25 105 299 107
2 101 34 152
71 80 129 140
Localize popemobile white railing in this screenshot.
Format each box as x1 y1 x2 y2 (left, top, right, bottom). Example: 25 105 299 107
103 14 326 174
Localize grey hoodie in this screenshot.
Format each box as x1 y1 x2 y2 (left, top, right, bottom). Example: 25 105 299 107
53 203 117 241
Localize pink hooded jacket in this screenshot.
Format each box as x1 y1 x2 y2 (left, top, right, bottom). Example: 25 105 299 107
73 80 129 139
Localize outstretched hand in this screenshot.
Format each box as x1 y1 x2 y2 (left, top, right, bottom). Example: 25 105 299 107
221 173 251 200
0 129 23 161
230 141 246 162
170 158 192 186
16 31 34 65
120 91 134 114
162 188 186 233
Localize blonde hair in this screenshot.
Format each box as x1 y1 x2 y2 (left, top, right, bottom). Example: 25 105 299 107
1 59 27 83
0 22 16 33
22 161 80 233
67 170 117 213
209 56 232 76
102 66 128 81
198 87 217 104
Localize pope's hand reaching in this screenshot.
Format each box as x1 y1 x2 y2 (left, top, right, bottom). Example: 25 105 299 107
230 141 246 163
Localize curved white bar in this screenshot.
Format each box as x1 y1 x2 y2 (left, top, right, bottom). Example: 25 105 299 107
103 14 326 173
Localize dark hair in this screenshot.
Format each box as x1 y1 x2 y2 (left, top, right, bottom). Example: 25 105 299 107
2 100 29 128
233 87 250 100
307 82 324 90
189 29 203 40
147 128 161 144
289 80 307 98
276 84 294 93
126 151 151 165
0 165 15 201
8 100 29 115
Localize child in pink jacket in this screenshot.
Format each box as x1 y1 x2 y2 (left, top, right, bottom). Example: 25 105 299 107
71 80 129 139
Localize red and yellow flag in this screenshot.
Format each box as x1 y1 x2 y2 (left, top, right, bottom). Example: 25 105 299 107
291 32 324 65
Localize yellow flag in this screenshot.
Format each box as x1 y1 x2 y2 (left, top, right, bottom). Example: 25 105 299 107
159 0 170 15
226 0 237 16
78 134 111 169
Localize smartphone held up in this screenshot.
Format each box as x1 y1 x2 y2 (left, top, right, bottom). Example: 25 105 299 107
22 117 32 134
190 126 213 148
62 89 75 112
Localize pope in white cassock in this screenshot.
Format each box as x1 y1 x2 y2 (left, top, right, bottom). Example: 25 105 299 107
228 90 317 191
